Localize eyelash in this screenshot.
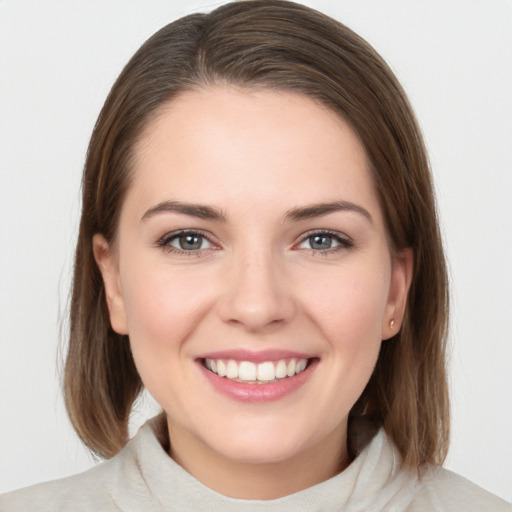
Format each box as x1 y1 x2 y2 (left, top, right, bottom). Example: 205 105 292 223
296 230 354 255
156 230 217 257
155 229 353 257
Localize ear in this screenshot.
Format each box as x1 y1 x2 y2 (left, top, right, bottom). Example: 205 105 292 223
382 248 413 340
92 234 128 335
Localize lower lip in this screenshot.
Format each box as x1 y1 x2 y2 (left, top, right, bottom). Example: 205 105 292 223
198 359 317 403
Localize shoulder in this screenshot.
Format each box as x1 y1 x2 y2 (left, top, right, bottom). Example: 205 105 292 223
0 459 118 512
0 419 164 512
410 465 511 511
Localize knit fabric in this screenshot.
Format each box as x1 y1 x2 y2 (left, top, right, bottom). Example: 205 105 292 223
1 417 509 511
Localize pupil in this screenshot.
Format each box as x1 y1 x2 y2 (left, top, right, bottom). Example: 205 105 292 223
180 234 202 250
311 235 332 250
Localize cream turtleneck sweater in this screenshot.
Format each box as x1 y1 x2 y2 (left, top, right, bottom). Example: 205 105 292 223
1 417 509 511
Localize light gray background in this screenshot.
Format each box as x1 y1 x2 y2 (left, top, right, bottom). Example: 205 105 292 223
1 0 511 502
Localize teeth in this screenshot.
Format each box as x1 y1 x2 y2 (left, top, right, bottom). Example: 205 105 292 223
226 360 238 379
257 361 275 381
239 361 256 381
275 360 287 379
217 360 227 377
296 359 307 373
204 357 309 383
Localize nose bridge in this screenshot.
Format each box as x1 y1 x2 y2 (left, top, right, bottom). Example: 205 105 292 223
219 242 295 331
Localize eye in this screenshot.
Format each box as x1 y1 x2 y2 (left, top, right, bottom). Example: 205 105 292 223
157 230 215 254
172 233 211 251
297 231 353 253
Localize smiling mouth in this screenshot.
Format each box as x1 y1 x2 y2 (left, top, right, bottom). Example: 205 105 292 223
202 358 311 384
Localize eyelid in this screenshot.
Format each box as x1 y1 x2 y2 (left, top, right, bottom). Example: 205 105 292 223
156 229 220 255
294 229 353 251
155 228 352 256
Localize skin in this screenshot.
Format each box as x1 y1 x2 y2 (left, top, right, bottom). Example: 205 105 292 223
94 87 412 499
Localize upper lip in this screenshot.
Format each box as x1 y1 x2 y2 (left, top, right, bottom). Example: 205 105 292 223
196 349 315 363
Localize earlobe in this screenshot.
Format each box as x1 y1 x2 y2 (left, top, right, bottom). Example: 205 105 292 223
382 248 413 340
92 234 129 335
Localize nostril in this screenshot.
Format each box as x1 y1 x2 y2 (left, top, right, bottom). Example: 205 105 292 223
216 267 296 331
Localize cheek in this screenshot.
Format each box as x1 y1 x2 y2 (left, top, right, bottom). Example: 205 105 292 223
119 261 215 374
119 263 218 413
122 259 208 330
303 262 390 346
299 266 388 415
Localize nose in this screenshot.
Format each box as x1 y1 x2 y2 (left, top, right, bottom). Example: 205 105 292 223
217 249 296 333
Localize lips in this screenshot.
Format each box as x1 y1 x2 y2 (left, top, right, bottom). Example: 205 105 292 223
197 350 317 403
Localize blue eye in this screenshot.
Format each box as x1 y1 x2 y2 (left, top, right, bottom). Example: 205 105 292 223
158 231 213 253
298 231 352 252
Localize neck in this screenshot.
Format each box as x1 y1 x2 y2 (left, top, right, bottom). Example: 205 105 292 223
167 419 349 500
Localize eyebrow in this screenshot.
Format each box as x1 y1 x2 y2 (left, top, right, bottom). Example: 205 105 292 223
141 200 227 222
283 201 373 223
141 199 372 224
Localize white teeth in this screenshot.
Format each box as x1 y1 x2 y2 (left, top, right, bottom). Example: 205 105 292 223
286 359 296 377
296 359 307 373
217 360 227 377
275 360 287 379
257 361 275 381
226 360 238 379
204 357 310 383
238 361 257 381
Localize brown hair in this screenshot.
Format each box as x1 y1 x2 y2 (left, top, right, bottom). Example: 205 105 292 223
64 0 450 468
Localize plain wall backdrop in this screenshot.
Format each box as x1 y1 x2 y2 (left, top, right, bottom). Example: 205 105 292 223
0 0 511 502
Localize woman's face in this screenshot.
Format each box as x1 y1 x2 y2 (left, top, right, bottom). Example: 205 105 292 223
95 87 411 478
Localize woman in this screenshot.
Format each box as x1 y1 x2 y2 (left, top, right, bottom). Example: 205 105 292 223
1 1 509 510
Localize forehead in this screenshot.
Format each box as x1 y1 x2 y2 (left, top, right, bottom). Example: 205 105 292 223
127 86 381 223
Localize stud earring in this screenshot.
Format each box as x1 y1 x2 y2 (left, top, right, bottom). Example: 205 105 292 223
390 319 395 329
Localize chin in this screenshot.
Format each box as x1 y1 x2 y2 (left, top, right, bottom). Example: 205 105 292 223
197 415 334 466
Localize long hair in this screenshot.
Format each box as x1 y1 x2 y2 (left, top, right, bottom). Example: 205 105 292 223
64 0 449 468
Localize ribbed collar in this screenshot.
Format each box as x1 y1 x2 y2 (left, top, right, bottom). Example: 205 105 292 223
111 416 420 511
